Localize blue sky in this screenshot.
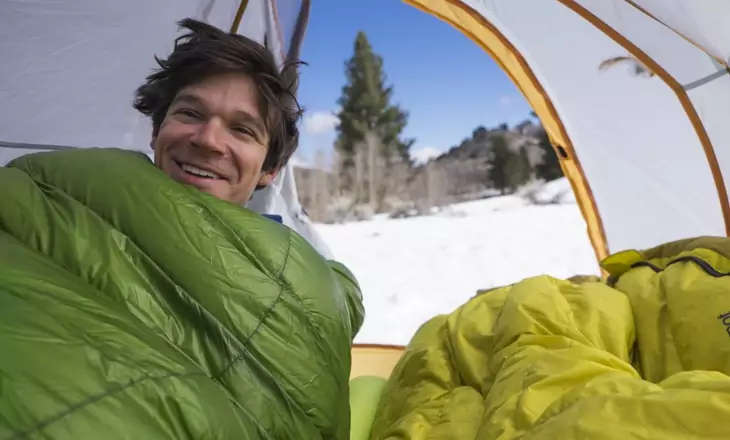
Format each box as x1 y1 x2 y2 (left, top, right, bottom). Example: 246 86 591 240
293 0 533 165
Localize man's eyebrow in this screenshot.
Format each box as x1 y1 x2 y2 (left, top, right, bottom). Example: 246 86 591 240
171 93 205 107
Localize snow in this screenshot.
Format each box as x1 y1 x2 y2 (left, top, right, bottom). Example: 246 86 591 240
314 178 601 346
531 177 576 204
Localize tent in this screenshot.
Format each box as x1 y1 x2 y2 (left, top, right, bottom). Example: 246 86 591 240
2 0 729 378
0 0 332 260
404 0 730 266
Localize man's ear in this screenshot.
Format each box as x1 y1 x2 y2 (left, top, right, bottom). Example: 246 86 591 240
257 168 279 189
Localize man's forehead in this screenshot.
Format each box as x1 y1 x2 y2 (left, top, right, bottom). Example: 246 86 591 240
174 78 267 126
175 79 259 113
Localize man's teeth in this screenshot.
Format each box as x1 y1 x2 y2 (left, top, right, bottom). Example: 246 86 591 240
181 163 220 179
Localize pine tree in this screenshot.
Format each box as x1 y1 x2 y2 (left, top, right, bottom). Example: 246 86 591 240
529 111 563 181
534 128 563 181
506 146 533 191
487 133 515 195
334 31 414 197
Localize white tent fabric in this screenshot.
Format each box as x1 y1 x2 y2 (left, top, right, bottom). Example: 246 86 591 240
627 0 730 65
575 0 730 238
408 0 730 257
490 0 726 253
0 0 333 259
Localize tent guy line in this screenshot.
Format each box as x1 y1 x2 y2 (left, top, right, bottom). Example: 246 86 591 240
682 65 729 91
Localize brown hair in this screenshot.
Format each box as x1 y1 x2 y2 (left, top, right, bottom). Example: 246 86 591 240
133 18 304 172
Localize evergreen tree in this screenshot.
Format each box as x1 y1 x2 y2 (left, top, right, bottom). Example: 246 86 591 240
487 133 515 195
506 146 533 191
530 111 563 181
334 31 414 193
534 128 563 181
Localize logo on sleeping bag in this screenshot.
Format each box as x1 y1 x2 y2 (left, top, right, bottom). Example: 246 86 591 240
717 311 730 336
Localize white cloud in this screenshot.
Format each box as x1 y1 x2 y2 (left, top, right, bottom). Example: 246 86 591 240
302 111 339 135
289 154 309 168
499 95 514 106
410 146 443 165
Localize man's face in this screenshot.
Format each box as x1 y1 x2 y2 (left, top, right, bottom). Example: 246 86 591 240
152 72 277 204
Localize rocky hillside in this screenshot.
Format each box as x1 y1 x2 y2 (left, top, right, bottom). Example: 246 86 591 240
416 120 547 199
292 119 558 221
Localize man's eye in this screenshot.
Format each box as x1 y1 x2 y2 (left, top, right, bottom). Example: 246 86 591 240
233 126 254 136
177 109 200 119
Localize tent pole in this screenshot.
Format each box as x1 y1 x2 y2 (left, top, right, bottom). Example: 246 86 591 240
230 0 251 33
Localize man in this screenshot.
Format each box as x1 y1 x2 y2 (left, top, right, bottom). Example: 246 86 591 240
0 18 364 440
133 18 300 206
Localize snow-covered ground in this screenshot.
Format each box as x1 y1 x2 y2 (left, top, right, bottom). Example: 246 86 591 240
314 178 601 345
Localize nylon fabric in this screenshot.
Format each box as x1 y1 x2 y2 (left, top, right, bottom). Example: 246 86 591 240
371 237 730 439
0 147 364 439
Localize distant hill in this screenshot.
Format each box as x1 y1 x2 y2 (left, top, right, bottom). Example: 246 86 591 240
291 118 561 221
415 120 547 200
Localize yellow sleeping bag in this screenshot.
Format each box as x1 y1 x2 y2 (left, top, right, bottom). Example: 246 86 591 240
370 237 730 439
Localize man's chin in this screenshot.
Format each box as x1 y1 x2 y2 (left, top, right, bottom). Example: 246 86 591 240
170 173 220 197
193 184 235 202
198 187 224 200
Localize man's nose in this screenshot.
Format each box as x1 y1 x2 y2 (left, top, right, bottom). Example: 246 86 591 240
190 119 227 154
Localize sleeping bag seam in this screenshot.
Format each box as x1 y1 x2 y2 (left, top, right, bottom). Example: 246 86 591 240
4 370 207 440
608 254 730 286
187 192 287 281
214 229 293 378
273 237 335 359
632 255 730 277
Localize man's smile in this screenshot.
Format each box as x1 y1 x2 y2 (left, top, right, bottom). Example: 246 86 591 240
176 161 223 180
